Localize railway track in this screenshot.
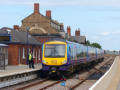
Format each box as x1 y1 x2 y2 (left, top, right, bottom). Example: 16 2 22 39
15 56 114 90
70 56 114 90
16 79 48 90
39 81 61 90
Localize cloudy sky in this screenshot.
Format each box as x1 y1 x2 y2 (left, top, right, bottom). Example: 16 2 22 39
0 0 120 51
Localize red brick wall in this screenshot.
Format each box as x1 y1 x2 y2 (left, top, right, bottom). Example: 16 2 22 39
36 37 57 43
8 44 19 65
75 30 80 36
46 10 51 18
67 26 71 37
34 3 39 14
8 44 41 65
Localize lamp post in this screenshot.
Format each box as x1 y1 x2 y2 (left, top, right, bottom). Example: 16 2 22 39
26 26 30 64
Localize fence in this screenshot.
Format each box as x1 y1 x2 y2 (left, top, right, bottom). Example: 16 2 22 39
0 53 5 70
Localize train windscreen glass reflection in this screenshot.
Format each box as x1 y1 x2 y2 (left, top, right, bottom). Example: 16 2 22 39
45 44 65 58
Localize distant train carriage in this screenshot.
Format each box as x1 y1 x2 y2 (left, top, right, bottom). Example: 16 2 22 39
0 44 8 65
42 39 104 74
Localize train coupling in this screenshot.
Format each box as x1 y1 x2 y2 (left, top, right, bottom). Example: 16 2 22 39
49 67 57 74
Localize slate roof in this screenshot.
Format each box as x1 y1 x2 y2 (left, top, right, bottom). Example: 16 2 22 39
0 27 41 45
70 36 86 44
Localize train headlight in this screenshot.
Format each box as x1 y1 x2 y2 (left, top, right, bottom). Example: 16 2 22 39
42 60 46 64
62 60 67 64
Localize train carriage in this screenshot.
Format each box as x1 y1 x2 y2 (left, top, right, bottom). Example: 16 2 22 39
42 39 104 75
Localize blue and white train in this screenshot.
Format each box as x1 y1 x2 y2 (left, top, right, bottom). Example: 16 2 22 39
42 39 104 74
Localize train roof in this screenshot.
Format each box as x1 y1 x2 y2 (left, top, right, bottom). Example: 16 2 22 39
45 38 103 50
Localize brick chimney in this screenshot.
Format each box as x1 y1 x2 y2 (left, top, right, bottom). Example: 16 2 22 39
46 10 51 18
67 26 71 37
34 3 39 14
13 25 19 30
75 29 80 36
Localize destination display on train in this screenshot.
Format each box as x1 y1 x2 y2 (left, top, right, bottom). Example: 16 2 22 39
0 36 10 41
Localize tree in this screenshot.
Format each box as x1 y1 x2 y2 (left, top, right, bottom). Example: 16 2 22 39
91 43 102 49
85 40 102 49
86 40 91 46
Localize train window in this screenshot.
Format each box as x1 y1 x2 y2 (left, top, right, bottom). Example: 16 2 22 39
73 46 76 60
80 46 86 57
69 47 72 60
69 47 71 54
70 46 73 60
45 44 65 58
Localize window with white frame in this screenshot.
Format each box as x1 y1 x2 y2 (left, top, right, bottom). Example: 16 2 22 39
38 49 41 60
36 51 37 60
22 48 25 59
33 49 35 58
29 48 31 53
51 22 60 30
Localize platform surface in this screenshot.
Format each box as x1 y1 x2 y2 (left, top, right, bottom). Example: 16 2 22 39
0 64 42 78
89 56 120 90
117 81 120 90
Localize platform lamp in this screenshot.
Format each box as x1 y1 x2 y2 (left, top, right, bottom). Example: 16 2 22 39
26 26 30 65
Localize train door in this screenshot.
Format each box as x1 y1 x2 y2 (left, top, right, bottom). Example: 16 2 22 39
69 46 71 62
87 46 89 61
69 44 74 62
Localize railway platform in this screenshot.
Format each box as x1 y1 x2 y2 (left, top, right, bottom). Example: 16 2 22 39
0 64 42 77
89 56 120 90
0 64 42 88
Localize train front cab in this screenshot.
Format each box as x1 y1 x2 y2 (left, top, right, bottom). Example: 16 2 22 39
42 41 69 75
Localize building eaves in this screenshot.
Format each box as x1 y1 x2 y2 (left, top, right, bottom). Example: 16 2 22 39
0 28 41 45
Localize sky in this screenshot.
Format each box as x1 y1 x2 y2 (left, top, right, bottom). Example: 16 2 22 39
0 0 120 51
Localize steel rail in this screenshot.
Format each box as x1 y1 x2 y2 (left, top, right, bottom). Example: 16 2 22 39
16 79 48 90
39 81 61 90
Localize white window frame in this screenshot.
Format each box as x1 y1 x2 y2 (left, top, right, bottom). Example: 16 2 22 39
38 49 41 60
29 48 31 53
33 49 35 58
36 51 37 60
22 48 25 59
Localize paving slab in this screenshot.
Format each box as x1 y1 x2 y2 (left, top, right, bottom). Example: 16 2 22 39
0 64 42 78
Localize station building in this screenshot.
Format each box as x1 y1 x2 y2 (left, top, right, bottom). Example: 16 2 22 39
0 3 86 65
0 3 65 65
0 27 41 65
66 26 86 44
20 3 65 43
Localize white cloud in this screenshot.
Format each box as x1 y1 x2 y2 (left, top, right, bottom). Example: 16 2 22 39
101 32 110 36
101 31 120 36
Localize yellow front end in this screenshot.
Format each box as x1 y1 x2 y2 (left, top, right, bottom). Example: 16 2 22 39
42 41 67 66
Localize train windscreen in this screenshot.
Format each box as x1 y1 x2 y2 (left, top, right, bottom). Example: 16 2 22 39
45 44 65 58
